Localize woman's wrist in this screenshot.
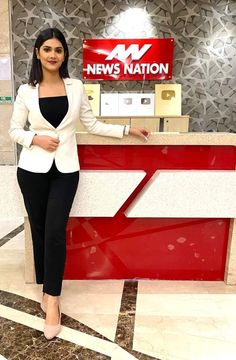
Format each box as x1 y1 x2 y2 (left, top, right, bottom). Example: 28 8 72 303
32 134 39 145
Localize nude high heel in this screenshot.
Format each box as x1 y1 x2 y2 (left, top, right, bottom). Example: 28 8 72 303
43 304 61 340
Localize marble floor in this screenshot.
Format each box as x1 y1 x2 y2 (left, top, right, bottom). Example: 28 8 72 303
0 218 236 360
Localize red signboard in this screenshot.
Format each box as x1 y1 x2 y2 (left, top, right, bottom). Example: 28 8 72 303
82 38 174 81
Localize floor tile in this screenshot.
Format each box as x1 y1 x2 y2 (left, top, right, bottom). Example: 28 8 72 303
0 218 23 239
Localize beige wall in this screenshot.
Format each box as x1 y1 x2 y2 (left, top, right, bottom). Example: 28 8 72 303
0 0 15 165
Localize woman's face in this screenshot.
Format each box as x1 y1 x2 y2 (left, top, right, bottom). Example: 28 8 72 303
36 38 65 74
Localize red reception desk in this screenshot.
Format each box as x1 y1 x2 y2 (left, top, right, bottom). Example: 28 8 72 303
22 132 236 285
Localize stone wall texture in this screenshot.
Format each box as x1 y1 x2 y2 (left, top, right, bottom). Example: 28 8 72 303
11 0 236 132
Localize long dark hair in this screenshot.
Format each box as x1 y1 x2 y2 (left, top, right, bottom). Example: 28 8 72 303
28 28 69 86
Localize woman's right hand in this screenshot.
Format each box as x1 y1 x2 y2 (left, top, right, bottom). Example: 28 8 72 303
32 135 60 152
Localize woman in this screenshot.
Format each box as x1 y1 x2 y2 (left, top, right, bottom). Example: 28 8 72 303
9 27 149 340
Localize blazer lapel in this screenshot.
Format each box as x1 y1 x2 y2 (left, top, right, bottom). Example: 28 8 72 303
33 83 55 129
57 77 73 128
30 78 74 129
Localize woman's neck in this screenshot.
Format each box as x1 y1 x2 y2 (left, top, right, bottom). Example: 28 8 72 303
40 70 62 85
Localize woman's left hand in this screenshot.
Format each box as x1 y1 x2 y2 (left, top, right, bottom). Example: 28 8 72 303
129 127 150 141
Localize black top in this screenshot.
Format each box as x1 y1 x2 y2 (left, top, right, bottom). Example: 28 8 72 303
39 96 68 128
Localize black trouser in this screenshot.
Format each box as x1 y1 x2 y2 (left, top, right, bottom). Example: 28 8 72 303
17 161 79 296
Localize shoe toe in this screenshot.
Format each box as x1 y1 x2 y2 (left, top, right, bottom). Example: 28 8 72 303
44 324 61 340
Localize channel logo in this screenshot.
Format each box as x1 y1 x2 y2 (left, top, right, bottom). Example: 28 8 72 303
105 44 152 61
161 90 175 100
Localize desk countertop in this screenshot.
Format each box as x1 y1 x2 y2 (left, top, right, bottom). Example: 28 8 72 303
76 132 236 146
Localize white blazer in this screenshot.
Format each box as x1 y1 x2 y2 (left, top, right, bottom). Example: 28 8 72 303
9 78 126 173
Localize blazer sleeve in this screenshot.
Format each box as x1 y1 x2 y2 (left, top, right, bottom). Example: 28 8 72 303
79 84 125 138
9 85 36 149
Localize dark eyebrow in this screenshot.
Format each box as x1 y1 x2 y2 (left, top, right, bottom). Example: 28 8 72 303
42 46 63 49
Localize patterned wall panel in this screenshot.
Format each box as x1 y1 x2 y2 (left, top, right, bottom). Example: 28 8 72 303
11 0 236 132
